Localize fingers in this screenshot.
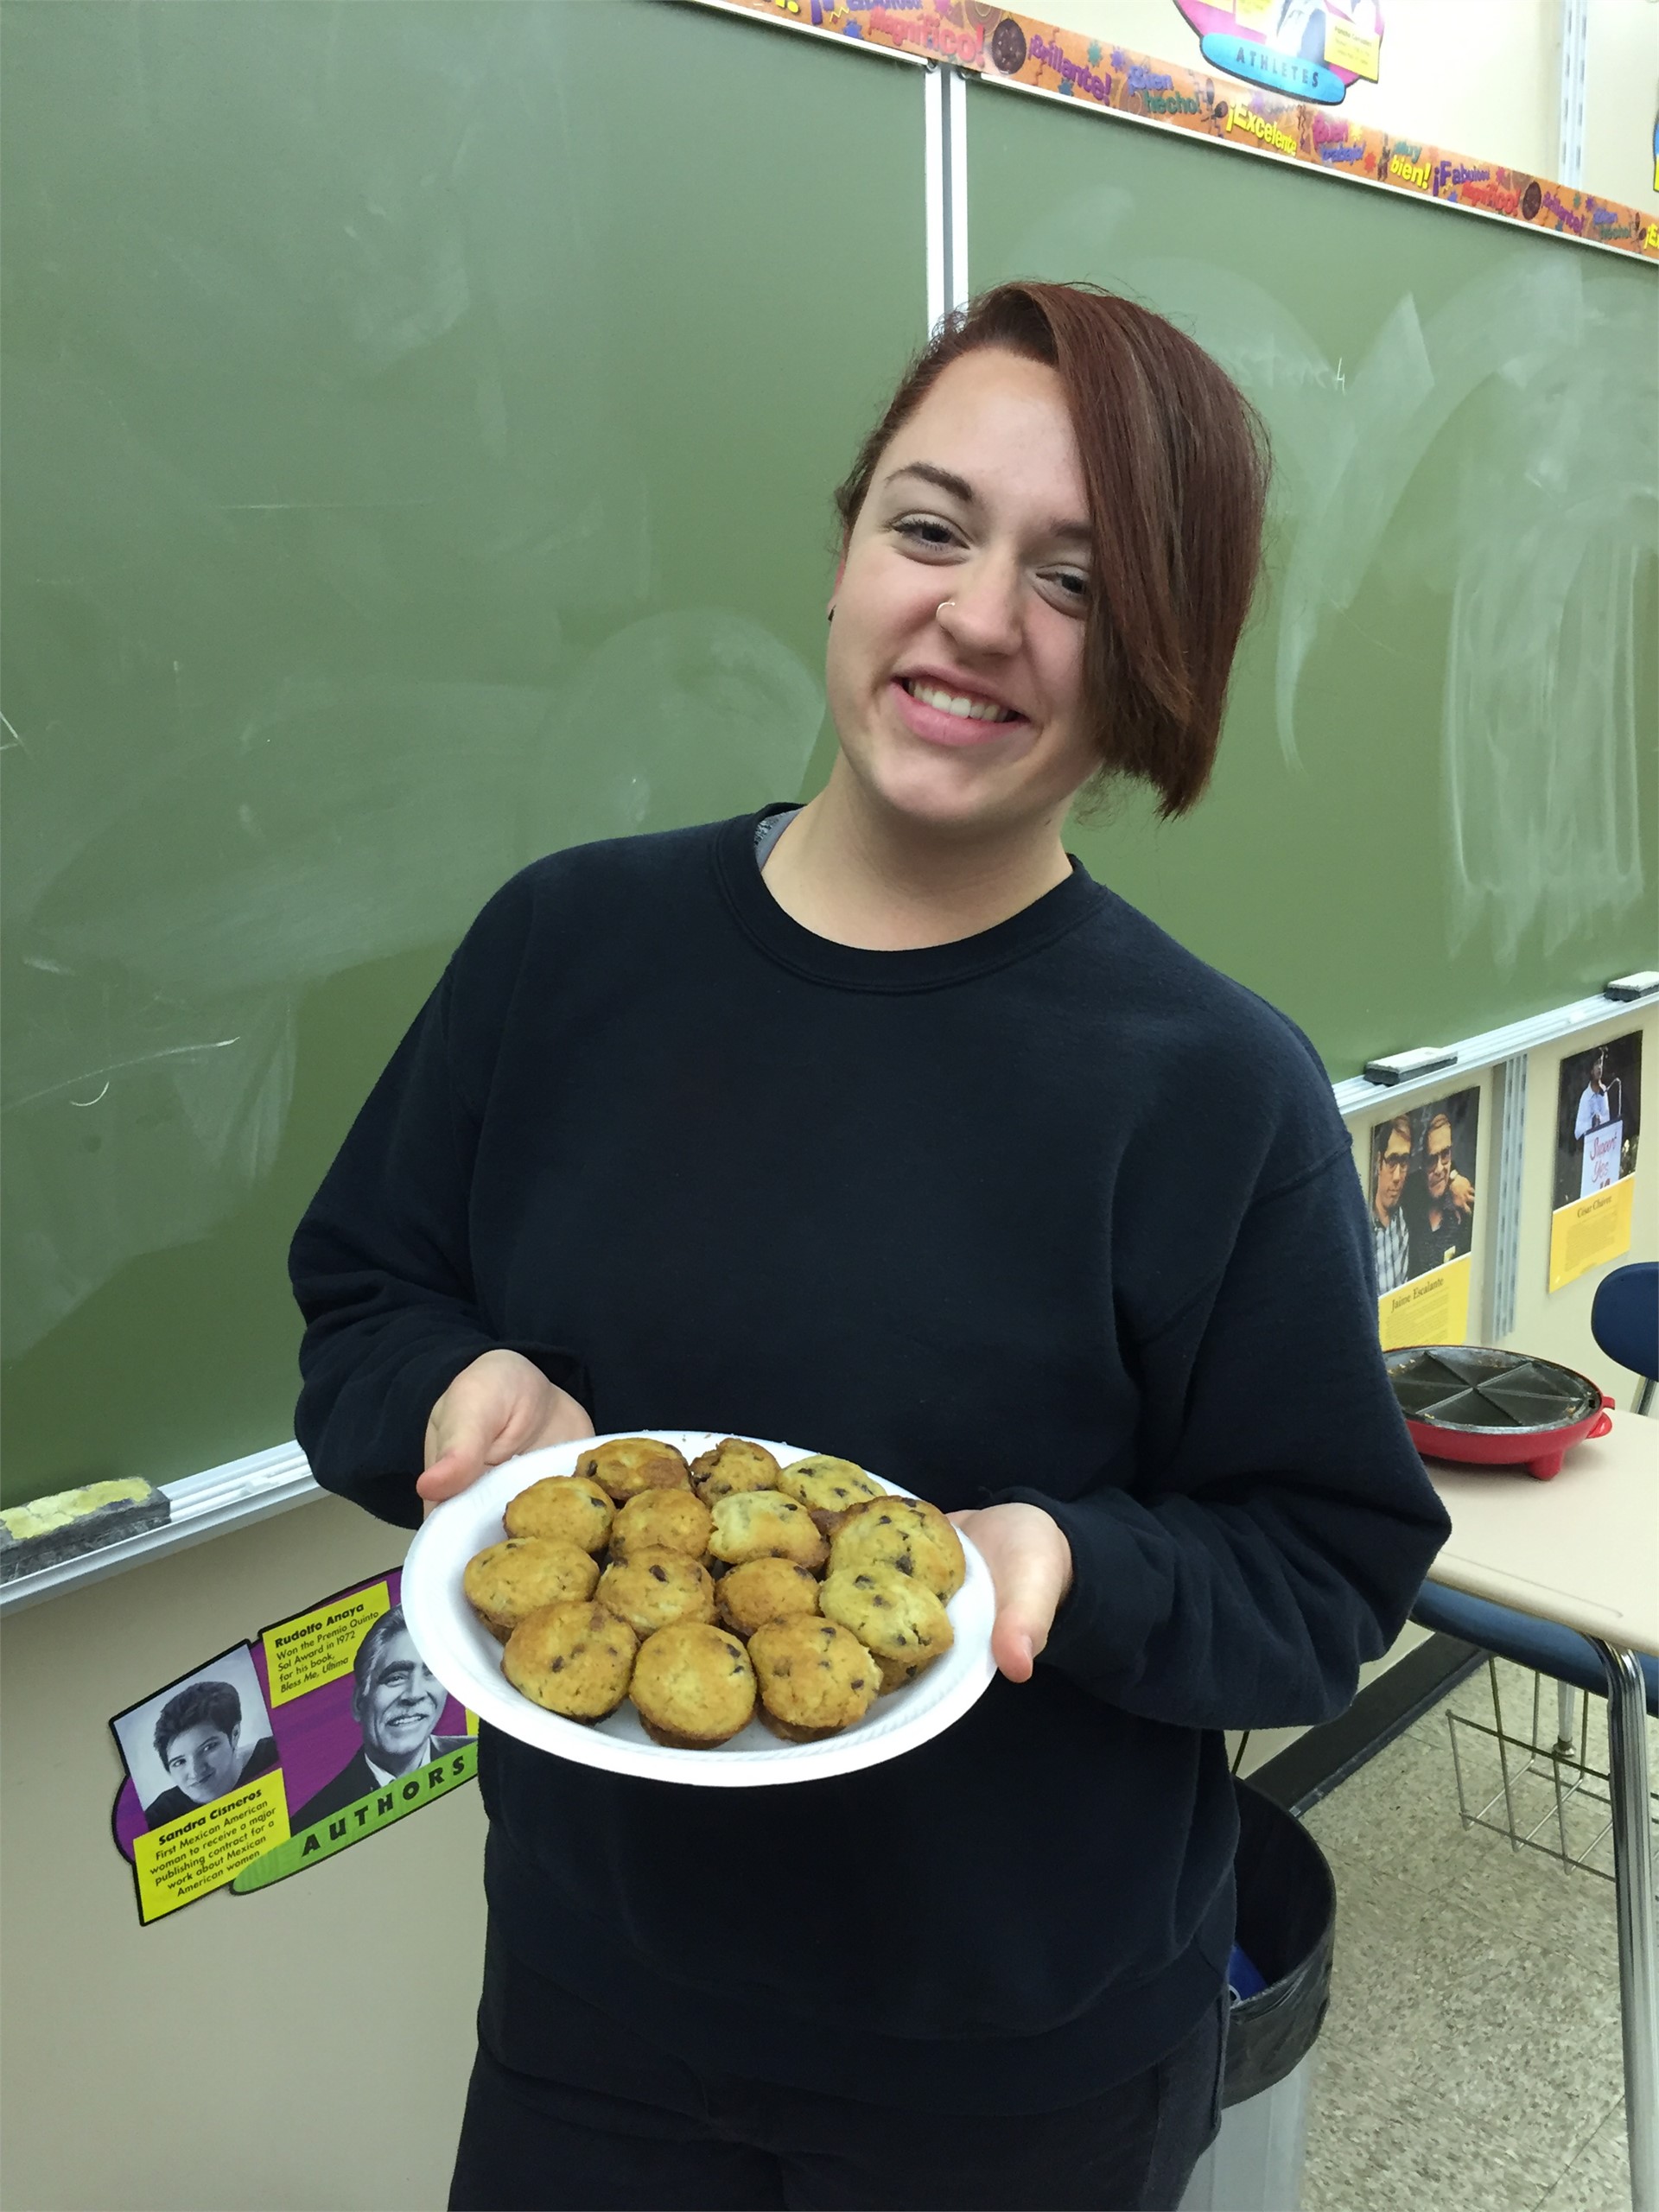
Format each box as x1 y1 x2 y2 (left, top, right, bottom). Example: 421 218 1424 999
951 1503 1072 1686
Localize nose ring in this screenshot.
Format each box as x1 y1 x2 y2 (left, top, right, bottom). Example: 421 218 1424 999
937 600 955 618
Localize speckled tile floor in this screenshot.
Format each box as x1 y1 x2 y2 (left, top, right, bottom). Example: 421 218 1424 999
1297 1656 1656 2212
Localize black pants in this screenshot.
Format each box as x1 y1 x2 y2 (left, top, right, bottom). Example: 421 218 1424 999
448 1974 1227 2211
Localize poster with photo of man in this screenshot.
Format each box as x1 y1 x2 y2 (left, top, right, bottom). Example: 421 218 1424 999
110 1569 476 1923
1550 1033 1643 1292
1368 1087 1479 1350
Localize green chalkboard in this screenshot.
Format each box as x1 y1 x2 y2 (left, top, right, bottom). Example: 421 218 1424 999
970 79 1658 1070
1 1 926 1504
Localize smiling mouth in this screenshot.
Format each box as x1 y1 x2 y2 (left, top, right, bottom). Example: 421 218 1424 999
900 678 1021 725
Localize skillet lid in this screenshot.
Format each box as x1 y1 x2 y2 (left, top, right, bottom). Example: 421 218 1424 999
1383 1345 1602 1437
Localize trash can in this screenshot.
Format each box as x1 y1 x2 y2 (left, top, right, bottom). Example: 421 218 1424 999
1179 1780 1337 2212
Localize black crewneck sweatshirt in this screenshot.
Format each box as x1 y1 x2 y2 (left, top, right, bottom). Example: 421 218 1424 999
291 809 1449 2112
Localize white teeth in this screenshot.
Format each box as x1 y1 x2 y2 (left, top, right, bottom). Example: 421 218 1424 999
906 680 1015 723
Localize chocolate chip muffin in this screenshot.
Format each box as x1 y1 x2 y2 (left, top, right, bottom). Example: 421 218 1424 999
828 1495 966 1601
774 1455 887 1531
608 1486 713 1564
707 1490 828 1572
575 1436 692 1504
503 1599 637 1721
819 1565 955 1691
596 1546 718 1637
714 1557 822 1640
503 1473 614 1553
690 1436 782 1504
748 1616 879 1742
463 1537 601 1643
628 1622 756 1748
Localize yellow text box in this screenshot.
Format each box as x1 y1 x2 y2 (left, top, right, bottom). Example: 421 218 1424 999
263 1582 390 1707
1548 1177 1635 1294
1378 1253 1472 1352
1234 0 1275 29
133 1770 289 1923
1325 19 1381 79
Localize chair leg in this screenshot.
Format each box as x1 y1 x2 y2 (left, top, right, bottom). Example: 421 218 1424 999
1636 1376 1655 1417
1554 1677 1577 1755
1589 1639 1657 2212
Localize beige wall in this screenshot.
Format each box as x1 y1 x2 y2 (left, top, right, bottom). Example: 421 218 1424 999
0 1498 486 2212
1051 0 1659 211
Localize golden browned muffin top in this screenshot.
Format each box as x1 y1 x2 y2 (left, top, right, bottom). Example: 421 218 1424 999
828 1496 965 1602
576 1437 692 1503
747 1615 879 1738
609 1486 714 1563
819 1565 955 1689
629 1621 756 1747
714 1557 823 1639
463 1537 601 1643
690 1436 783 1504
504 1474 614 1552
707 1491 829 1572
774 1455 887 1529
503 1599 637 1721
597 1545 718 1637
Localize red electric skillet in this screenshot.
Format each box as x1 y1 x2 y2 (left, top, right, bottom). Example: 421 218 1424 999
1383 1344 1615 1481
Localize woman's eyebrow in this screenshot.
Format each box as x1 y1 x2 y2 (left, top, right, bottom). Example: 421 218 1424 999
882 461 1091 545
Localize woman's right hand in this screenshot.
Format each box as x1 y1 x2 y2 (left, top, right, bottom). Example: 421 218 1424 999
416 1350 594 1512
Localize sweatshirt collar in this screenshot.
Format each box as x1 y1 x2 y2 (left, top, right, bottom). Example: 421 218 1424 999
714 806 1106 994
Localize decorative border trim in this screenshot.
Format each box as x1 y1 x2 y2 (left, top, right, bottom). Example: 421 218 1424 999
690 0 1659 263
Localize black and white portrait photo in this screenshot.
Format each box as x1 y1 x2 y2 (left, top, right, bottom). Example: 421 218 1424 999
289 1605 470 1833
113 1644 280 1834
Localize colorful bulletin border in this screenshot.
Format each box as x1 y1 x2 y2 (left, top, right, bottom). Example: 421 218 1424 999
694 0 1659 262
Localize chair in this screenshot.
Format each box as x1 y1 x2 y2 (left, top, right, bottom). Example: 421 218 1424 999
1592 1261 1657 1416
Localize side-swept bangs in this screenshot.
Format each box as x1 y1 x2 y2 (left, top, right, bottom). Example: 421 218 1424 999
833 283 1269 817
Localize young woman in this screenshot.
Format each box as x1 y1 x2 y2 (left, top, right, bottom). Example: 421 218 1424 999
291 283 1449 2211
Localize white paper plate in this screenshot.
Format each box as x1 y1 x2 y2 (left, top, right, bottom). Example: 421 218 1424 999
402 1432 997 1787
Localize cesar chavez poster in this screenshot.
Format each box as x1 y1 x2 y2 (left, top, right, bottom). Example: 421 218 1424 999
110 1568 474 1924
1549 1033 1643 1293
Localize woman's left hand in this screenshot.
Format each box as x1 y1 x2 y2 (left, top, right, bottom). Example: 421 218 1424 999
948 1503 1074 1684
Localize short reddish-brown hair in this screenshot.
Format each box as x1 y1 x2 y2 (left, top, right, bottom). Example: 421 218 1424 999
834 283 1269 817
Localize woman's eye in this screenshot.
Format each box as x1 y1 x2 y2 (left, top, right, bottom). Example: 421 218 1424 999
891 515 959 551
1046 569 1090 602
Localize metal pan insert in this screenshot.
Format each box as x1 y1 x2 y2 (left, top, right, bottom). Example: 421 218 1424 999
1384 1345 1614 1480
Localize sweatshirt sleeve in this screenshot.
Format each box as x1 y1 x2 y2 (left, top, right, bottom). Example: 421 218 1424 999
993 1146 1452 1731
289 882 590 1529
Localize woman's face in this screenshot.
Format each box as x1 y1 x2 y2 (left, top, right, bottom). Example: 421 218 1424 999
163 1720 242 1805
825 348 1099 841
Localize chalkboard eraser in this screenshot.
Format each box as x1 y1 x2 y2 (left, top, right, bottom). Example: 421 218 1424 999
1363 1046 1459 1087
0 1478 170 1584
1605 971 1659 1001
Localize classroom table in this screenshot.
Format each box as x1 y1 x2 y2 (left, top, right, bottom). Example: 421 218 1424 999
1423 1411 1658 2212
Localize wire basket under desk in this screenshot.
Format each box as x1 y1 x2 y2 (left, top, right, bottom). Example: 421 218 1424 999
1447 1660 1659 1890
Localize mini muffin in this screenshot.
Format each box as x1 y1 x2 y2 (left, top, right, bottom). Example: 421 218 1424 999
715 1558 823 1640
504 1474 613 1554
828 1495 966 1602
597 1546 718 1637
775 1455 887 1532
463 1538 601 1643
503 1600 637 1721
690 1437 782 1504
820 1566 955 1692
629 1622 756 1749
575 1436 691 1504
707 1490 828 1572
748 1617 879 1742
608 1487 713 1563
